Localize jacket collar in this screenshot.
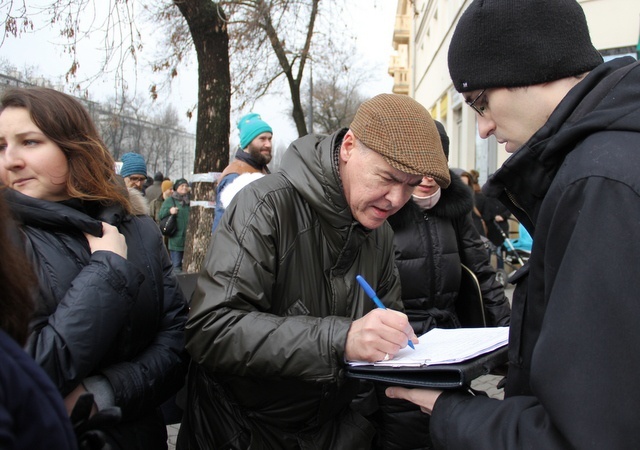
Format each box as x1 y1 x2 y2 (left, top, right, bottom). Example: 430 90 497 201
4 188 122 237
234 147 270 173
281 129 355 230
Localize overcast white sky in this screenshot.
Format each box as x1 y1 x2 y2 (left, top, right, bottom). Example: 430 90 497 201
0 0 397 149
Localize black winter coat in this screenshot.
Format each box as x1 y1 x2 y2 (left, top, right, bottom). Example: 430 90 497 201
372 172 510 450
431 57 640 450
4 188 188 449
388 171 510 335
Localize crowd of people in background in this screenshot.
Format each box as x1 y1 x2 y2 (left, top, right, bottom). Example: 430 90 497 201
113 153 192 274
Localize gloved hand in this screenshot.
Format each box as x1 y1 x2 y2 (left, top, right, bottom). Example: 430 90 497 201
70 392 122 450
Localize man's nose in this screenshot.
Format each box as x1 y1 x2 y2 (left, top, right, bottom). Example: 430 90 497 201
386 184 413 207
477 115 495 139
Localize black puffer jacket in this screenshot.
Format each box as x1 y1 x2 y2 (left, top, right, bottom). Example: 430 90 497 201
431 57 640 450
388 171 511 334
4 188 188 448
372 172 510 450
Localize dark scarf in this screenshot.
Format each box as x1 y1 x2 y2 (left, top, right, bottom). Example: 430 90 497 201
171 191 190 207
234 147 271 173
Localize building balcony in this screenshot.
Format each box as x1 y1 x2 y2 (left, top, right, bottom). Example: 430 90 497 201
393 14 411 44
390 68 410 95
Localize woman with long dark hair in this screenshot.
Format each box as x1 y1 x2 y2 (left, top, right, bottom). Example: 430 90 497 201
0 87 188 449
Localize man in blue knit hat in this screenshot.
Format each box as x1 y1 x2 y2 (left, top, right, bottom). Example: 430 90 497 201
119 152 148 194
212 112 273 232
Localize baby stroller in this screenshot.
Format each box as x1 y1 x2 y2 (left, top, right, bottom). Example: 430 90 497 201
484 219 531 287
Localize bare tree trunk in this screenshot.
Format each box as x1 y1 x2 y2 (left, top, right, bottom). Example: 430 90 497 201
174 0 231 273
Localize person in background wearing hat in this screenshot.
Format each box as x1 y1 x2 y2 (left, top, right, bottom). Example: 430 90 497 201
149 179 174 251
177 94 451 449
211 112 273 233
149 179 174 224
371 122 510 449
119 152 148 195
159 178 190 273
385 0 640 448
145 171 165 202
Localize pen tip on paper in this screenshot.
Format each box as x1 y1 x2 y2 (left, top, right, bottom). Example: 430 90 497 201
408 341 415 350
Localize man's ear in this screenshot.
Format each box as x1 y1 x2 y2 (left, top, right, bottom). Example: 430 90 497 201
340 130 357 163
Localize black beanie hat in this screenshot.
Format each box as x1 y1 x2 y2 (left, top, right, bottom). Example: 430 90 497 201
448 0 603 93
434 120 449 160
173 178 189 190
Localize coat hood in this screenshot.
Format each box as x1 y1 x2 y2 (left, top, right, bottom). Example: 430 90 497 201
128 187 150 216
279 129 366 236
278 129 376 259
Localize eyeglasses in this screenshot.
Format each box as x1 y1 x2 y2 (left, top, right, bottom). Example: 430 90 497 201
127 176 147 183
466 89 486 117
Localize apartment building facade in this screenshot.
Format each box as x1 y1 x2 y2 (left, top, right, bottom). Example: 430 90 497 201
389 0 640 184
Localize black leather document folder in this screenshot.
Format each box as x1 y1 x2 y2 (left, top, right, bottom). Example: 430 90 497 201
345 345 508 389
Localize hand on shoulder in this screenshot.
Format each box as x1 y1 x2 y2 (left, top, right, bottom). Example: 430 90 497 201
84 222 128 259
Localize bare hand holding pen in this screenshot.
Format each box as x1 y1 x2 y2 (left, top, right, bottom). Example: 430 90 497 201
344 308 418 362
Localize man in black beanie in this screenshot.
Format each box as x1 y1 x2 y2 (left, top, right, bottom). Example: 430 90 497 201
386 0 640 449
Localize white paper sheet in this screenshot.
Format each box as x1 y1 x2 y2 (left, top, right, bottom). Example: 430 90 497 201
348 327 509 367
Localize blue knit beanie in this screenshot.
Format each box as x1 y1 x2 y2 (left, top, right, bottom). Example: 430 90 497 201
237 113 272 149
120 153 147 178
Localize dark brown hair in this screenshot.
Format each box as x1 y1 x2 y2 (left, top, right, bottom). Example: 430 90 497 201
0 87 132 213
0 188 35 345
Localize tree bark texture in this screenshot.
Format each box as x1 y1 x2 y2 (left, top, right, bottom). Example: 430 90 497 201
173 0 231 273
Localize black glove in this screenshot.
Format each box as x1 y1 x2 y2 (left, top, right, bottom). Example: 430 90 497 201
70 392 122 450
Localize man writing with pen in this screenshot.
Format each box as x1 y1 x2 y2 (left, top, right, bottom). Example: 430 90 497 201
177 94 451 450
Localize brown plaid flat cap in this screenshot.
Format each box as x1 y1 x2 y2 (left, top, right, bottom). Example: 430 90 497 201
350 94 451 188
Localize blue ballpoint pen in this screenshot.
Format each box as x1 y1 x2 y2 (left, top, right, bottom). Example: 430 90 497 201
355 274 415 350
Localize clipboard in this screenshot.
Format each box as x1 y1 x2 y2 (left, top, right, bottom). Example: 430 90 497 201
345 344 507 389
